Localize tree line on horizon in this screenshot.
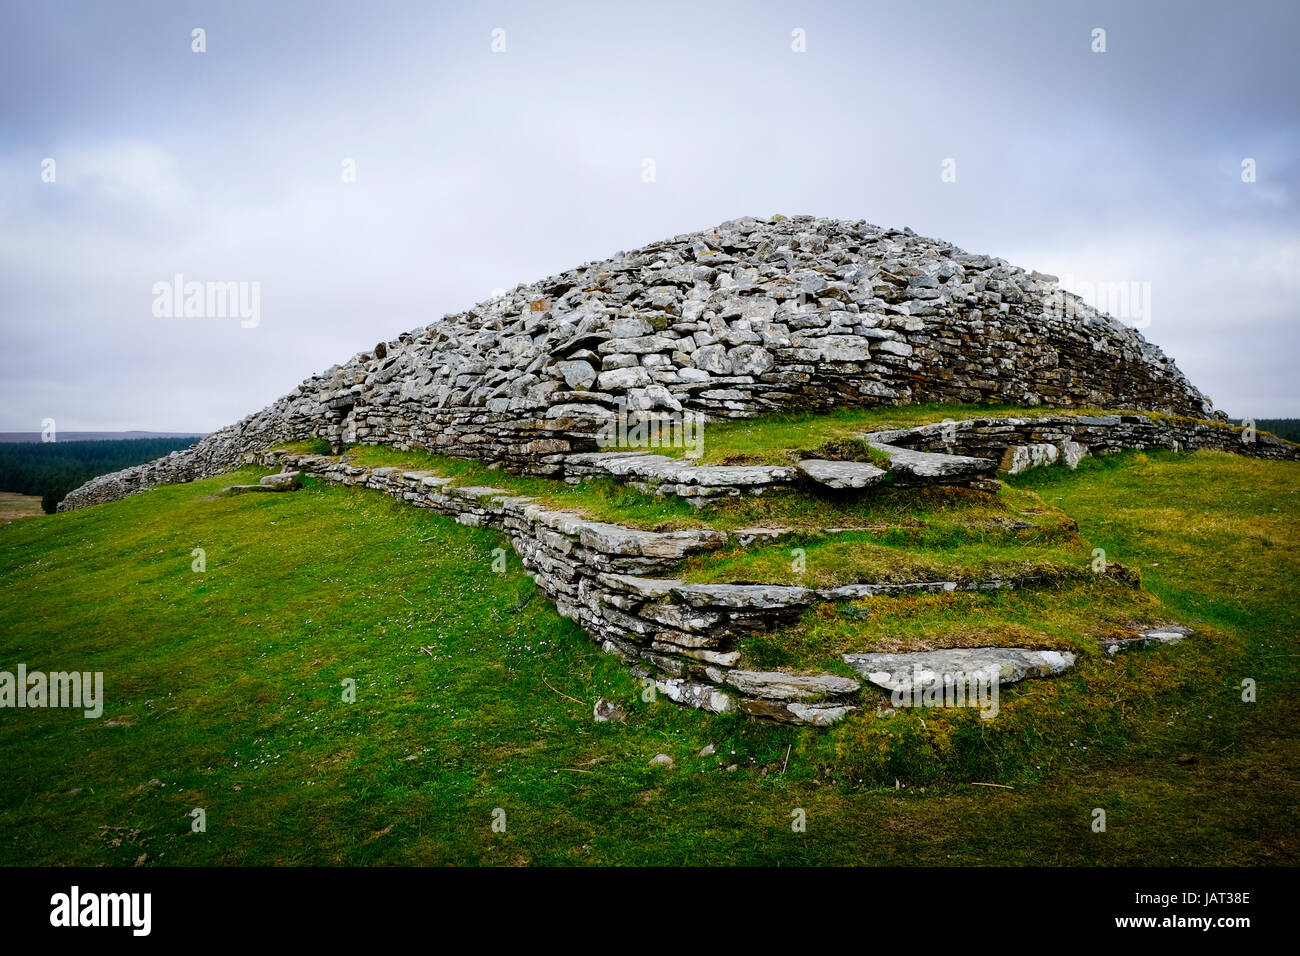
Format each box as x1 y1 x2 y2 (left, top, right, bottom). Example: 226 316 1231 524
1254 419 1300 444
0 437 202 514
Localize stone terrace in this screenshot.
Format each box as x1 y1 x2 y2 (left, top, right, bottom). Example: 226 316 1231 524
268 448 1186 725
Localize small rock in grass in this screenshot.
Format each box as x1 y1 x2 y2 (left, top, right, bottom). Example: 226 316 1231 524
649 753 674 768
258 470 302 490
593 698 625 723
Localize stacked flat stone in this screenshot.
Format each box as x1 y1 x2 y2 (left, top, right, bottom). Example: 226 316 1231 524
264 451 1150 724
63 214 1224 511
862 413 1298 469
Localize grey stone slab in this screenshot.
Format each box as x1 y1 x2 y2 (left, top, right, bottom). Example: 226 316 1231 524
844 647 1076 691
797 458 888 489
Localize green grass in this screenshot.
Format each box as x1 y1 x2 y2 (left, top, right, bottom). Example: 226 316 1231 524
682 529 1103 590
679 483 1090 588
1008 449 1300 650
743 579 1166 673
272 402 1286 539
304 440 1081 538
0 448 1296 865
649 403 1243 465
321 443 702 530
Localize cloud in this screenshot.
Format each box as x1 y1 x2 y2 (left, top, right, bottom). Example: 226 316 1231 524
54 141 188 207
0 0 1297 429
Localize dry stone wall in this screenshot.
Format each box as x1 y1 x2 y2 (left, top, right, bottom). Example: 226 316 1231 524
547 412 1297 503
865 413 1299 471
63 215 1220 511
271 450 1144 724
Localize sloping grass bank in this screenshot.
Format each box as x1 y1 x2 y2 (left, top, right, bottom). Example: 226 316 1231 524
0 449 1295 865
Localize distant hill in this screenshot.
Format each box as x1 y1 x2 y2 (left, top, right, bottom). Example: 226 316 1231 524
0 436 204 513
0 431 207 443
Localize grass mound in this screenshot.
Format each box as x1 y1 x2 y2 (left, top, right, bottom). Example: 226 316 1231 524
0 445 1296 865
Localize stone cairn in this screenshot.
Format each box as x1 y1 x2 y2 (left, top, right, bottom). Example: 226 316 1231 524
57 216 1297 722
63 214 1225 510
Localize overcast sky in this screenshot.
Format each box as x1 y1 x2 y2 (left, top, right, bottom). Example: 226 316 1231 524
2 0 1296 431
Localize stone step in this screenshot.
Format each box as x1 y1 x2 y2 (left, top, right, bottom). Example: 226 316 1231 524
867 442 999 483
669 582 814 611
276 450 1185 727
219 471 302 496
843 647 1077 692
857 412 1296 478
725 669 860 701
259 470 302 490
796 458 888 490
219 483 296 496
562 450 796 502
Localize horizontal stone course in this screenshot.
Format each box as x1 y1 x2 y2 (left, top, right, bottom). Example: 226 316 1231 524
845 647 1078 691
257 451 1170 724
863 414 1298 465
63 215 1245 511
796 459 888 490
49 216 1276 727
865 443 998 484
